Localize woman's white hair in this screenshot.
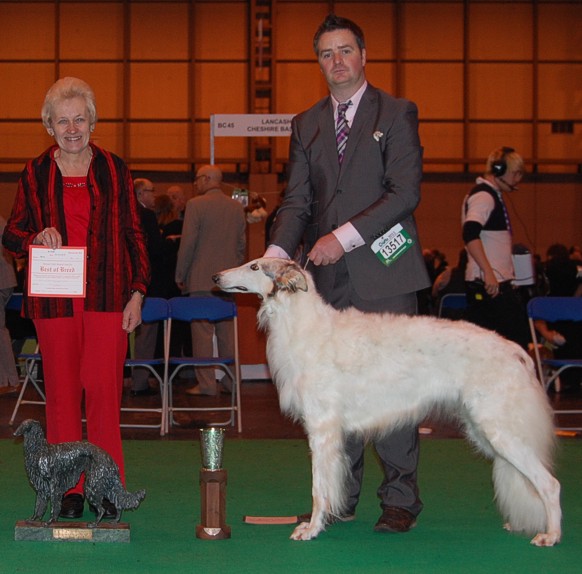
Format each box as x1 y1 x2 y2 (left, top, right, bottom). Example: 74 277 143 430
41 77 97 130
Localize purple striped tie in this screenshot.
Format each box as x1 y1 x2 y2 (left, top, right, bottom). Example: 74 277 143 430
336 101 351 164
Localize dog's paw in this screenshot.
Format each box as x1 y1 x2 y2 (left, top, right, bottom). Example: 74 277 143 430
290 521 323 541
530 532 561 547
26 517 41 525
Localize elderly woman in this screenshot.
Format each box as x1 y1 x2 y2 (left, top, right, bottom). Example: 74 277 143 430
2 77 149 520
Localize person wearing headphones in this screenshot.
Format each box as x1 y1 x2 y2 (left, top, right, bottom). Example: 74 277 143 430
461 146 530 348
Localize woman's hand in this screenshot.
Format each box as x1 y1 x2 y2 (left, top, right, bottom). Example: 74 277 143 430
34 227 62 249
122 292 143 333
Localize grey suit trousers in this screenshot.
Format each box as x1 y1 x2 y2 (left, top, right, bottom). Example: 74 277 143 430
322 258 423 517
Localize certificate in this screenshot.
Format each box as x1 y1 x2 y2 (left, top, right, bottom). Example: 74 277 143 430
28 246 87 298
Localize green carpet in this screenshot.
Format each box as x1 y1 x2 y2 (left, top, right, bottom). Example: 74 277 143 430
1 438 580 574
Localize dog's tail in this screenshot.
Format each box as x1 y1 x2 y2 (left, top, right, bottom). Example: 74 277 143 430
110 487 146 511
111 487 146 511
492 457 548 535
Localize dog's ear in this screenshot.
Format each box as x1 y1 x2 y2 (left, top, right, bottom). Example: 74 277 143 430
14 419 33 437
272 261 308 294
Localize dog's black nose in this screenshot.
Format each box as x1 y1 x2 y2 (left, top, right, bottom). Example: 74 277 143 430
212 274 220 284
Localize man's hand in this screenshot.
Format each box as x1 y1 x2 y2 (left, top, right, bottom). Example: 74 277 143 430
308 233 344 265
465 239 500 297
482 269 500 297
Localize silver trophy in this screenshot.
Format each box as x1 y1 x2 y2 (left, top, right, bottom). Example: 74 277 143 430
199 427 225 470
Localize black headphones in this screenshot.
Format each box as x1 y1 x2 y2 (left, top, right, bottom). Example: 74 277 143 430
490 146 515 177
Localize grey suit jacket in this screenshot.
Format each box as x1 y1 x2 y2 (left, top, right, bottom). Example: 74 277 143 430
270 83 430 299
175 189 246 294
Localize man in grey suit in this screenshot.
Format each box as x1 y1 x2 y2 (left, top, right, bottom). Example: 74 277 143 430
175 164 246 396
131 178 165 396
265 14 430 533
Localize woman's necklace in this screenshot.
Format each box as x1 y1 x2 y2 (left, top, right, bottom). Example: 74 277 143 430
57 149 93 178
62 179 87 189
58 149 92 189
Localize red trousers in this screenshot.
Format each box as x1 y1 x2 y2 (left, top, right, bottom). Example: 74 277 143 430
34 298 127 494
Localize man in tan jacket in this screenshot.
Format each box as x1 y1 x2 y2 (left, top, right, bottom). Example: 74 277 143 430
175 165 246 395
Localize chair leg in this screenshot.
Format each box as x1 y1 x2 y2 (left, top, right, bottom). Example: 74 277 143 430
9 377 30 426
235 372 242 434
165 364 241 431
167 369 179 430
160 373 170 436
9 358 45 426
159 379 165 436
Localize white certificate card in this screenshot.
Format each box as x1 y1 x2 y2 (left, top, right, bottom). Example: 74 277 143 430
28 246 87 298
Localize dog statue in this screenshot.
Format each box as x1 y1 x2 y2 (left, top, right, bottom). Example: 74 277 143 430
214 258 562 546
14 419 145 527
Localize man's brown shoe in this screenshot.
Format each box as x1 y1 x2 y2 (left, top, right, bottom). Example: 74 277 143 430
185 386 217 396
0 384 20 397
374 507 417 533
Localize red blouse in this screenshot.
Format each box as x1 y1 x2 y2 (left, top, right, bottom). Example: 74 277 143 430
63 176 90 247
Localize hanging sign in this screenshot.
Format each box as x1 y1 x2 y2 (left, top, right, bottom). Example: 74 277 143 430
211 114 295 137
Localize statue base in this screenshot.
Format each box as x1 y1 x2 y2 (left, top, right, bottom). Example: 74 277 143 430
14 520 131 543
196 468 231 540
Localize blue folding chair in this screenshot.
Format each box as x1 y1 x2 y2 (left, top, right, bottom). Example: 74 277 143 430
437 293 467 319
7 293 46 426
123 297 171 436
9 295 171 435
527 296 582 431
167 296 241 433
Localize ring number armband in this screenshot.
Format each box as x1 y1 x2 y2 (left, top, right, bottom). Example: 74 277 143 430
371 223 414 267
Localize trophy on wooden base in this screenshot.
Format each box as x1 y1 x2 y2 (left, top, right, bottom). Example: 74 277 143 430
196 427 231 540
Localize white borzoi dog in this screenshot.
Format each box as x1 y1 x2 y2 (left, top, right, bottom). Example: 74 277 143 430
213 258 561 546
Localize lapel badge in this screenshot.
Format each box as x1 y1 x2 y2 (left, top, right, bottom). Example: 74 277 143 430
373 131 384 142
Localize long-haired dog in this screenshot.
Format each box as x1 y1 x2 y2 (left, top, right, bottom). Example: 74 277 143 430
213 258 561 546
14 419 145 527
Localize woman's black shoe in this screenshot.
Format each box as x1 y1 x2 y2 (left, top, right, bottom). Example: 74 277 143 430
59 493 84 519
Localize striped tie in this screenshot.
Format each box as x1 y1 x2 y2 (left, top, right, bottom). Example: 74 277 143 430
336 101 351 164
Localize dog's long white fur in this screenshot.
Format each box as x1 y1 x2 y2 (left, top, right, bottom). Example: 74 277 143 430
214 258 562 546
